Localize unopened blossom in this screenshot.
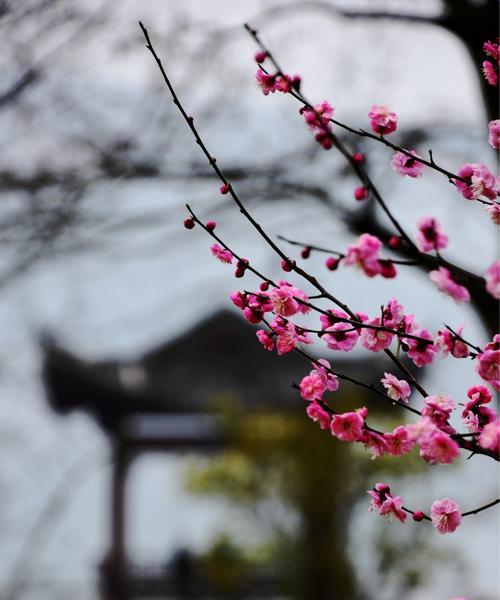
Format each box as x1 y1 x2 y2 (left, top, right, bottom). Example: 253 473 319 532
476 339 500 390
255 70 276 95
343 233 383 277
210 243 233 264
354 186 368 201
384 426 415 456
330 409 365 442
435 326 469 358
378 259 397 279
415 217 448 252
381 372 411 402
488 119 500 149
485 261 500 299
406 328 438 367
391 149 425 178
256 329 274 351
456 163 498 201
323 322 359 352
368 105 398 135
360 318 394 352
430 498 462 534
478 419 500 453
306 402 330 430
429 267 470 303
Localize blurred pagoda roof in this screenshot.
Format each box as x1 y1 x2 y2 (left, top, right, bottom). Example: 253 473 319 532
41 309 397 437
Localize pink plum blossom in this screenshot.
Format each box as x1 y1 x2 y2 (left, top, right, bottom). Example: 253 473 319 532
379 495 407 523
484 40 500 61
313 359 339 392
456 163 498 201
323 322 359 352
422 395 456 432
478 419 500 453
269 284 299 317
415 217 448 253
302 100 334 130
361 429 388 458
306 402 331 430
367 482 391 511
462 385 495 433
382 298 405 328
381 372 411 402
435 327 469 358
271 318 312 355
483 60 498 86
343 233 383 277
476 342 500 391
256 329 274 351
360 318 394 352
210 243 233 264
406 328 438 367
486 202 500 224
488 119 500 149
430 498 462 534
419 428 460 465
255 70 276 95
391 149 425 178
299 372 326 402
485 261 500 299
384 426 415 456
368 105 398 135
429 267 470 303
330 409 365 442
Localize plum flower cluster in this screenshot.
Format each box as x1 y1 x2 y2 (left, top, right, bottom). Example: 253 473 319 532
255 69 300 95
368 484 462 534
482 39 499 87
300 100 335 149
154 20 500 545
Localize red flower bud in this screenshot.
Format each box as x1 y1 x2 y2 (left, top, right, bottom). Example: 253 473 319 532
354 186 368 201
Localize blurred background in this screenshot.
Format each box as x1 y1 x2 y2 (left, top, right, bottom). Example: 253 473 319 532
0 1 498 599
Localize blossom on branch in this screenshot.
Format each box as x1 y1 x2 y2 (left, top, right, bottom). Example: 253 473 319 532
430 498 462 534
306 402 330 429
210 243 233 264
488 119 500 149
368 105 398 135
456 163 498 201
330 408 366 442
343 233 383 277
381 372 411 402
429 267 470 303
485 261 500 299
391 149 425 178
415 217 448 253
